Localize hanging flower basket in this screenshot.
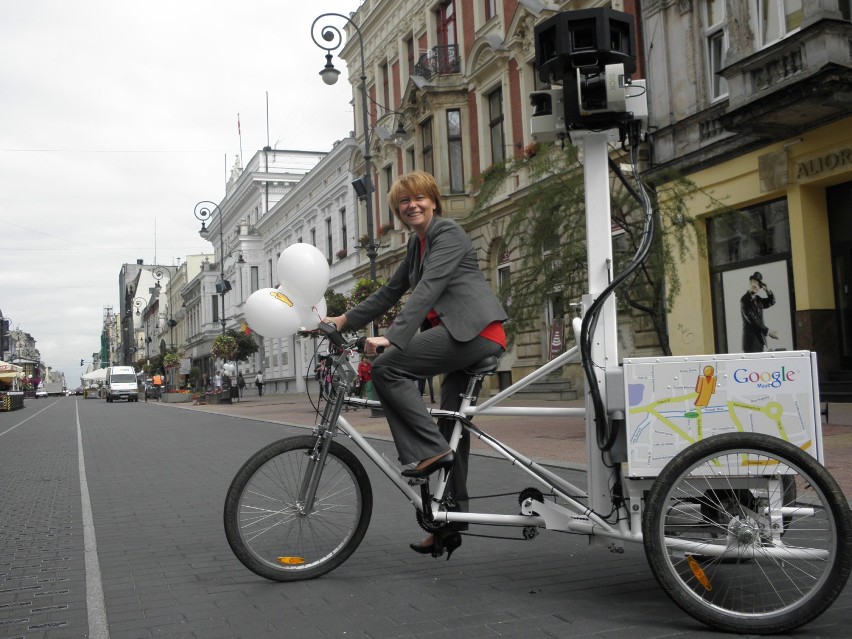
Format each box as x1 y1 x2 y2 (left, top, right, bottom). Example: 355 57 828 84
211 335 238 360
163 352 181 369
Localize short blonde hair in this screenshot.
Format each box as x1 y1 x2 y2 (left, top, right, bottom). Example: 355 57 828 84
387 171 442 226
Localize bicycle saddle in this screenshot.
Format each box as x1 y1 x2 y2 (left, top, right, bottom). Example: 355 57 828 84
463 355 499 376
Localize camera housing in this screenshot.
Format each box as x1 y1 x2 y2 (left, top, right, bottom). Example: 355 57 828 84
533 8 638 132
529 89 568 143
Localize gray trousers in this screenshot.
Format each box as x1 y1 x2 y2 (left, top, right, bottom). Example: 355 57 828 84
370 325 503 518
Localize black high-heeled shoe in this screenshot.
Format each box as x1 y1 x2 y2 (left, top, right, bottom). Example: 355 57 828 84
409 531 462 560
401 451 455 479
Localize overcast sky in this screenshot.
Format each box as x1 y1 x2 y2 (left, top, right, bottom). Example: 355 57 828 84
0 0 362 383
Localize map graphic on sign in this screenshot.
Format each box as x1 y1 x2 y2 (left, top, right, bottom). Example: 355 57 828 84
622 351 821 477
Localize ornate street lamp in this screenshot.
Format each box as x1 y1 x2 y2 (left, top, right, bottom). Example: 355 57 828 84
194 201 229 336
311 12 378 281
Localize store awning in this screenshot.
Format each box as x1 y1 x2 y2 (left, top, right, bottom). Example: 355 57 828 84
0 360 23 373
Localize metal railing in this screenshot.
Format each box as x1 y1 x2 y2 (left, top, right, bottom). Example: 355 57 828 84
414 45 461 79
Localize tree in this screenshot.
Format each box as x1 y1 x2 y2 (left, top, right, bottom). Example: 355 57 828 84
324 290 349 318
223 328 258 362
473 143 713 355
346 278 402 330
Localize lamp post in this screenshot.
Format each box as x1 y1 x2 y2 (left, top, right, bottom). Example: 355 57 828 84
311 12 377 282
194 201 229 336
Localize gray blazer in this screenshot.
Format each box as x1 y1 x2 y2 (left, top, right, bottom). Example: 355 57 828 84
346 216 507 350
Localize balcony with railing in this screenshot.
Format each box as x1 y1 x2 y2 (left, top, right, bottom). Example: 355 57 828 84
414 45 461 80
720 17 852 137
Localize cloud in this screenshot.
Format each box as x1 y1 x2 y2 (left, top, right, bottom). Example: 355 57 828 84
0 0 362 380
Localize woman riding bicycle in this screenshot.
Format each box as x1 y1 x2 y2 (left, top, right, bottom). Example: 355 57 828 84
325 170 507 558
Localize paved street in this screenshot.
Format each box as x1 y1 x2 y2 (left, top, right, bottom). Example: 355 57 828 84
1 395 852 638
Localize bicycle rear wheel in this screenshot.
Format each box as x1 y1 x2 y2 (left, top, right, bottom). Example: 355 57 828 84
224 435 372 581
642 432 852 635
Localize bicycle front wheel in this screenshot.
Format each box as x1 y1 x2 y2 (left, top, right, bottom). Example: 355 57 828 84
643 432 852 635
224 435 372 581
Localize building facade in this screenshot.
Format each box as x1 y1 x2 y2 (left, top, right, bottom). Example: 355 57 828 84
643 0 852 398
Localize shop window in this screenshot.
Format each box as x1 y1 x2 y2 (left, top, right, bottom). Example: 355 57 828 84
707 199 794 354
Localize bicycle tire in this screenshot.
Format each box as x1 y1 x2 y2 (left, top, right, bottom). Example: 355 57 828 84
224 435 373 581
642 432 852 635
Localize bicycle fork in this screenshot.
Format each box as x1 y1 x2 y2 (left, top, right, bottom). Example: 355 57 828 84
297 383 348 515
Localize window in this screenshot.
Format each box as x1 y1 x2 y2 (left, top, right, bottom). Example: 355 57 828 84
437 1 457 48
705 0 728 99
211 295 219 323
759 0 803 45
381 62 390 112
421 118 434 175
707 199 792 354
325 218 332 262
406 38 415 77
250 266 259 294
485 0 497 21
339 208 347 253
310 229 316 247
383 166 394 223
446 109 464 193
497 247 511 307
488 88 505 164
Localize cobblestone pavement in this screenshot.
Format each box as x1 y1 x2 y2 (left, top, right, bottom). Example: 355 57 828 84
171 391 852 497
1 396 851 638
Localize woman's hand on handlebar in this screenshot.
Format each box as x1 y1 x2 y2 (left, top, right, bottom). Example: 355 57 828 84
364 336 389 355
323 315 347 332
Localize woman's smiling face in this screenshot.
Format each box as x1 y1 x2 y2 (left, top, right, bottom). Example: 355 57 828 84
397 194 435 236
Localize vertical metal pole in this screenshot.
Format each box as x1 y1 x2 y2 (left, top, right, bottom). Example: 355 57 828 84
579 132 621 527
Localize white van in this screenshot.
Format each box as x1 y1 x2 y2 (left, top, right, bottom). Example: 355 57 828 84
106 366 139 402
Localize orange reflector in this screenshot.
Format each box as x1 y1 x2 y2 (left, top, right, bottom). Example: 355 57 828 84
687 555 712 591
277 556 306 565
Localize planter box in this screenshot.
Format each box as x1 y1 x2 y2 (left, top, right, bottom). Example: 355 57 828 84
206 393 231 405
162 392 192 403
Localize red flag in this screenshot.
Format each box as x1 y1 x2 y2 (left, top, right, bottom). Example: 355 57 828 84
237 113 241 136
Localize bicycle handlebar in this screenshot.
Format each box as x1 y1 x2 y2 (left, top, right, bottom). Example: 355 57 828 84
315 322 384 355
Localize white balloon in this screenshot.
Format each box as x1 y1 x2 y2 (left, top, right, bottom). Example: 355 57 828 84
296 297 328 330
277 243 330 305
244 288 302 337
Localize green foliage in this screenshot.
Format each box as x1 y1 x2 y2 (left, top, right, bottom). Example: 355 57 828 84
223 329 258 362
346 278 402 329
472 143 711 354
212 334 238 360
324 290 349 318
163 352 181 369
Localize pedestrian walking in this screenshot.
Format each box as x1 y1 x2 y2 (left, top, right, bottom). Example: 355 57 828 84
237 372 246 397
254 372 264 396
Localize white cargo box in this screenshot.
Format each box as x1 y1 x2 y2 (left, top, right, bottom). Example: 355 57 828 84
622 351 822 478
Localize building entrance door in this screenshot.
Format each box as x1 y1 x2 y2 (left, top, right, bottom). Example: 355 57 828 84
828 181 852 369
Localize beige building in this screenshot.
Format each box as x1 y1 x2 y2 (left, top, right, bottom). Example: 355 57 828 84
644 0 852 399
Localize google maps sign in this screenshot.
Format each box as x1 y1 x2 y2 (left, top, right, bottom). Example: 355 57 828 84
733 366 797 389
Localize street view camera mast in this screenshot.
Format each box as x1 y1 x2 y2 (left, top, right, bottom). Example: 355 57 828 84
529 8 649 519
529 8 645 142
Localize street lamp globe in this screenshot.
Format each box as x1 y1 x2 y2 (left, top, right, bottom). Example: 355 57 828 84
320 54 340 85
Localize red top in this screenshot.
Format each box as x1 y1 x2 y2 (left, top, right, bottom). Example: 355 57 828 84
419 237 506 349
